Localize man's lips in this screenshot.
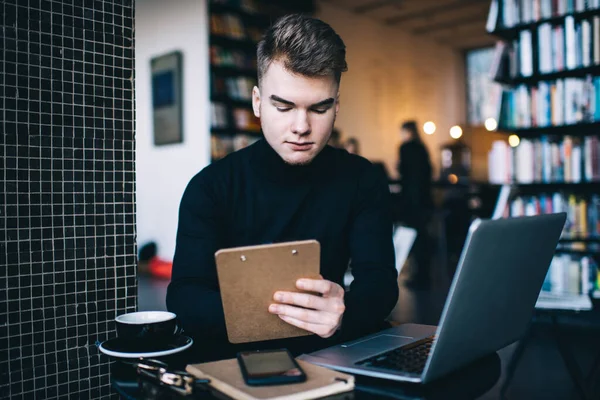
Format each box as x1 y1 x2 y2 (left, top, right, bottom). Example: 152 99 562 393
286 142 314 151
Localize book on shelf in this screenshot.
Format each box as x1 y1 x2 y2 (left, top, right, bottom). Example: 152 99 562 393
490 41 509 81
212 76 228 97
540 254 599 296
212 76 256 101
488 136 600 184
487 0 500 32
520 30 534 77
505 192 600 238
210 45 257 70
211 134 234 160
488 141 514 183
211 13 247 40
227 77 255 101
233 133 260 151
211 133 260 161
232 108 260 131
211 102 229 129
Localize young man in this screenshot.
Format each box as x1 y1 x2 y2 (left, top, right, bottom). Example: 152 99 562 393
167 14 398 359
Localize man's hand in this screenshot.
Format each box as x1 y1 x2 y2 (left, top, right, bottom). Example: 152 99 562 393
268 278 345 338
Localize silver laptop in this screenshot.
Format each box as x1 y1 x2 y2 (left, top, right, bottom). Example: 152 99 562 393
299 213 566 384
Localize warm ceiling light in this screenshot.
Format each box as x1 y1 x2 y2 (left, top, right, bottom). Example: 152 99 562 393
485 118 498 131
423 121 436 135
508 134 520 147
449 125 462 139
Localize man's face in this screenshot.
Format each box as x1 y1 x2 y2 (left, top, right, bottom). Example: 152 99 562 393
252 60 340 166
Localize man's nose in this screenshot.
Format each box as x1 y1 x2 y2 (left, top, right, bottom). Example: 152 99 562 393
291 110 310 135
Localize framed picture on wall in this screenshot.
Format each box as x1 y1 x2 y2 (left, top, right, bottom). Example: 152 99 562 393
151 51 183 145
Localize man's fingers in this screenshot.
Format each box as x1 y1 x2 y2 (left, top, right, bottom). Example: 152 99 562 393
272 280 345 339
269 303 334 325
296 278 342 297
277 315 336 338
273 291 328 310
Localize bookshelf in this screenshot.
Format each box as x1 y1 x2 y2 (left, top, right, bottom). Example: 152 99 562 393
490 8 600 40
208 0 314 162
487 0 600 308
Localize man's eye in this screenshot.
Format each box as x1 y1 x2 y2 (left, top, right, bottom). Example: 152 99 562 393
311 109 328 114
276 107 291 112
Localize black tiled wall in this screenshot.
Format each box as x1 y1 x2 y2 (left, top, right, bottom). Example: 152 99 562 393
1 0 136 398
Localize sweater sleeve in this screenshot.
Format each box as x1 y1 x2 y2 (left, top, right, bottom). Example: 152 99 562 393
343 164 399 336
166 171 228 341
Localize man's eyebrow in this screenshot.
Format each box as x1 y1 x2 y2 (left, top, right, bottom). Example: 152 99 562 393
270 95 295 106
311 98 335 107
269 95 335 108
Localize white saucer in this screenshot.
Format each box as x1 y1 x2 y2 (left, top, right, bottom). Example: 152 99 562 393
98 335 193 358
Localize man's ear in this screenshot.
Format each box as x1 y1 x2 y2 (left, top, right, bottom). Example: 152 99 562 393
252 86 261 118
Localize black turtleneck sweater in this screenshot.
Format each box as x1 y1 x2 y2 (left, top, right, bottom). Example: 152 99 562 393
167 139 398 359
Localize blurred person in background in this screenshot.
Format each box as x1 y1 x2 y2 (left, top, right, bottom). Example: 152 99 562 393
328 127 342 148
343 137 360 155
397 121 433 288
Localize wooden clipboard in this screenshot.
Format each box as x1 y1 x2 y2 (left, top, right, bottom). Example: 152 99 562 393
215 240 321 344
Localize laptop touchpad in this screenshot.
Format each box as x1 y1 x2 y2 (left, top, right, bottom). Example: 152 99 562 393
342 334 414 358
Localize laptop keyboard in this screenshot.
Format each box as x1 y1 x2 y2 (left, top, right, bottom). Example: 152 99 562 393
355 336 435 375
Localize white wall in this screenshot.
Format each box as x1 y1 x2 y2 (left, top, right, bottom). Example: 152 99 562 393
316 2 466 178
136 0 209 260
